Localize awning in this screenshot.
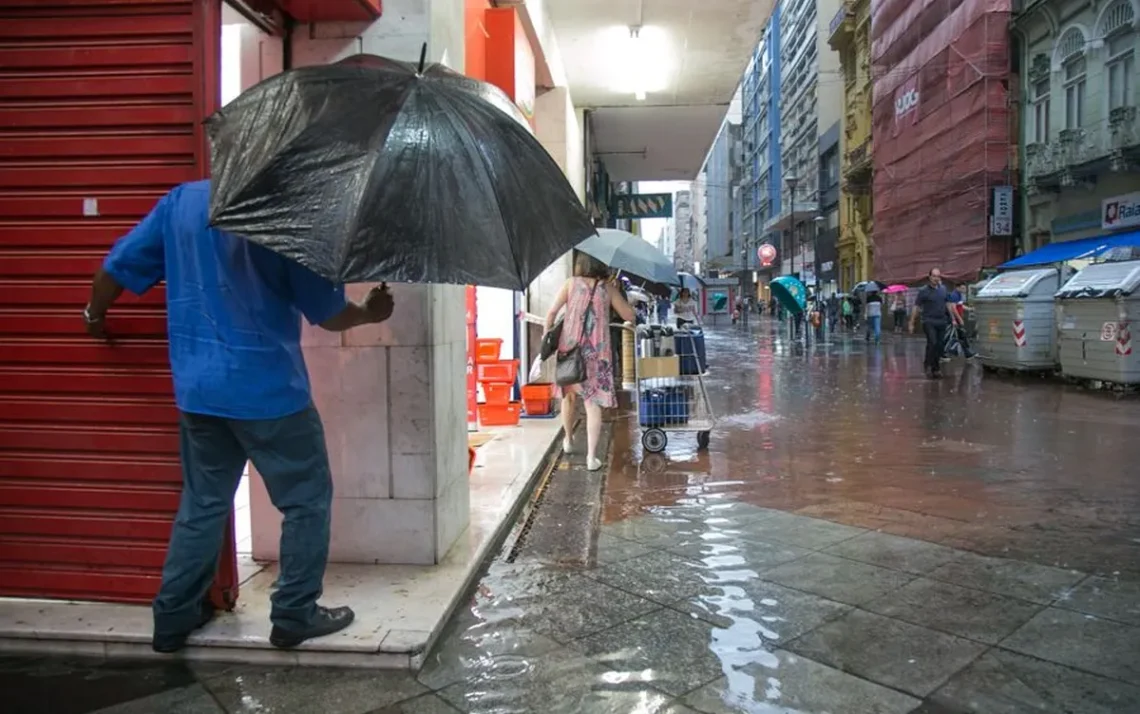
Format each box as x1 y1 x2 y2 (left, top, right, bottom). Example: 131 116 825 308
1000 229 1140 268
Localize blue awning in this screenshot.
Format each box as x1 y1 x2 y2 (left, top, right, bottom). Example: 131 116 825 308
1000 229 1140 268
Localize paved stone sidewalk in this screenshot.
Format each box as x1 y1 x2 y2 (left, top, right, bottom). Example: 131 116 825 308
6 502 1139 713
6 327 1140 713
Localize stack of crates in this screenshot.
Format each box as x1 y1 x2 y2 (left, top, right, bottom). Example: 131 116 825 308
475 338 521 427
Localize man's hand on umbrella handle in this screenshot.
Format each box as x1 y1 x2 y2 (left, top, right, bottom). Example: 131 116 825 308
364 283 394 323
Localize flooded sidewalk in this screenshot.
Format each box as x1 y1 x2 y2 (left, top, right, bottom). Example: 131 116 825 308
5 323 1139 713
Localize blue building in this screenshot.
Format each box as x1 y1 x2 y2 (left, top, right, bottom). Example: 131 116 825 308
740 4 782 268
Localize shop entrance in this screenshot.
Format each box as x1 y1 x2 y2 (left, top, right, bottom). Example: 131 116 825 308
219 1 284 559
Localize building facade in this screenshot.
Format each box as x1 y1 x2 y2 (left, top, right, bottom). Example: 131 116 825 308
769 0 823 282
673 189 696 271
1016 0 1140 250
829 0 874 290
740 5 783 270
704 122 745 272
818 120 842 293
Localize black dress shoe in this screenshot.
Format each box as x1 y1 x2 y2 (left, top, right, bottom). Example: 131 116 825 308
152 600 217 654
270 606 355 649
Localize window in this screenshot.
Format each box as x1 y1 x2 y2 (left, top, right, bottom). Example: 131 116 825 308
1063 56 1086 129
1032 79 1051 142
1106 25 1135 110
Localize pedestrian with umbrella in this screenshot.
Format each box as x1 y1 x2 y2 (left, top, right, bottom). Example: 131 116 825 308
544 253 636 472
82 50 598 653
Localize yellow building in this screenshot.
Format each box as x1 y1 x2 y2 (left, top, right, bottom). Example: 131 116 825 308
828 0 874 289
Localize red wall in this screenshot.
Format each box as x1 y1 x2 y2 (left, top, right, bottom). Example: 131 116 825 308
464 0 491 80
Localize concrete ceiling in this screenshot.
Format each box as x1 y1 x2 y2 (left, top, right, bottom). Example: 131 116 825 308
546 0 775 181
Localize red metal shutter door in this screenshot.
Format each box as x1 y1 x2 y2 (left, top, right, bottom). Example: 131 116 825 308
0 0 239 606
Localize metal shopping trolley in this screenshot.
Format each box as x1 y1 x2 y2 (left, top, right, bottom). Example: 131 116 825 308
623 323 716 453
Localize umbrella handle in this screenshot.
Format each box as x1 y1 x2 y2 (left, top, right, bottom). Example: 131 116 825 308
417 43 427 74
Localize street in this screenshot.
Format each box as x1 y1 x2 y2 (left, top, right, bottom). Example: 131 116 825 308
4 322 1139 714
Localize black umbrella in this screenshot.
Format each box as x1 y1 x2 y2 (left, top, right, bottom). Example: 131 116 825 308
205 51 596 290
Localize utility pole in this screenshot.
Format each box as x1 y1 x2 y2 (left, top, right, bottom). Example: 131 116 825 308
785 176 799 279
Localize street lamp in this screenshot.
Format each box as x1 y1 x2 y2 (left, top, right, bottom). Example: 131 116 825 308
813 215 826 298
785 176 799 278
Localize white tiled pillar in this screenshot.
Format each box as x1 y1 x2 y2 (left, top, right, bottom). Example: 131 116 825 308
249 0 470 566
528 87 583 319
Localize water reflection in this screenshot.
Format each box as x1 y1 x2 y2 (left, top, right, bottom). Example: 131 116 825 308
424 322 1139 713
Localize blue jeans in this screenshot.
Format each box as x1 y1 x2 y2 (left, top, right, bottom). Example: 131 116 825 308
866 315 882 342
153 406 332 637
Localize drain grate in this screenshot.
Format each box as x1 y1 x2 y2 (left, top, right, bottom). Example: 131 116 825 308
502 423 611 566
502 442 563 564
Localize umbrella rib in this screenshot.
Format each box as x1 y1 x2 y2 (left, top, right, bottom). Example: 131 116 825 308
436 91 525 289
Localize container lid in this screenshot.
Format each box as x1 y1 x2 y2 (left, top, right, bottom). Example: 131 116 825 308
1056 260 1140 299
977 268 1058 298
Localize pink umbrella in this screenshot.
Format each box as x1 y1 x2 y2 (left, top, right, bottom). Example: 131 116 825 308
884 284 909 294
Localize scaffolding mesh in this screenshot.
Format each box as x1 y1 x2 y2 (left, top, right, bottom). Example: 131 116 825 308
870 0 1013 284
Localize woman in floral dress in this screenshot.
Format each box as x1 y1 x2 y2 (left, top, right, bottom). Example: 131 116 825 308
545 252 635 471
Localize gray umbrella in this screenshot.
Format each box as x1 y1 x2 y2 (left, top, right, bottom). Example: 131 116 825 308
576 228 679 285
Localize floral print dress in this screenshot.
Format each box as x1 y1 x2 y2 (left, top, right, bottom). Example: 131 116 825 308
557 277 616 408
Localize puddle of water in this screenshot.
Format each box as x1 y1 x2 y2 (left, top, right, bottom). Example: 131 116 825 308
719 411 779 429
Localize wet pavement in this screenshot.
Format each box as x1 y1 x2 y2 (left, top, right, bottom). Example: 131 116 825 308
5 321 1140 713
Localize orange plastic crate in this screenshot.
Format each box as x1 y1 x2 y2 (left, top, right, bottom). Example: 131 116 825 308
476 360 518 384
482 383 512 405
474 338 503 363
478 402 521 427
521 383 555 415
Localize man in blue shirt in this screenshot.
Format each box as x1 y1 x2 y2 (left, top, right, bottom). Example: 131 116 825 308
910 267 961 378
84 180 394 653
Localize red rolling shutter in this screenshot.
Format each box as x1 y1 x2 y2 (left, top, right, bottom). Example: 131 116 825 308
0 0 239 606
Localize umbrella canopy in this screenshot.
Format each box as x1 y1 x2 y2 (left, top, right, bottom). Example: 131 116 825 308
677 272 704 292
853 280 888 293
770 276 808 314
206 52 595 290
576 228 679 286
884 284 909 294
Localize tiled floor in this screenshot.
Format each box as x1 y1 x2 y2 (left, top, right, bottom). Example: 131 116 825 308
4 325 1140 713
0 419 562 668
7 503 1139 713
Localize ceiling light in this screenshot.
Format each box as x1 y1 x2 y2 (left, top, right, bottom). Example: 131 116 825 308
608 24 672 99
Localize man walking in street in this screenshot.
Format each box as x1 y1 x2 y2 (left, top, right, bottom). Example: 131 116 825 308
84 180 395 653
910 267 960 378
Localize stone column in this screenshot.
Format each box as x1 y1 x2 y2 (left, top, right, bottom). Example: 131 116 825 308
250 0 470 566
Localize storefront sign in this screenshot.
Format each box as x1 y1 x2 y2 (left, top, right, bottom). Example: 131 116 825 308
1103 192 1140 230
893 75 920 131
611 193 673 220
758 243 777 266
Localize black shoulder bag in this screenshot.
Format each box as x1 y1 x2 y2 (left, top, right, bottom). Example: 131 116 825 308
555 280 601 387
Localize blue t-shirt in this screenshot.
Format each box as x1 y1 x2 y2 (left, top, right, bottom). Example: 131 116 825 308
103 180 347 420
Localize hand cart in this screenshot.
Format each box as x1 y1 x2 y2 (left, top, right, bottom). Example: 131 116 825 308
621 323 716 453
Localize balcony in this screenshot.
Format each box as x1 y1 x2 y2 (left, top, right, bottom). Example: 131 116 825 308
1024 142 1059 180
1110 106 1139 154
1027 125 1123 190
828 2 854 49
843 140 872 183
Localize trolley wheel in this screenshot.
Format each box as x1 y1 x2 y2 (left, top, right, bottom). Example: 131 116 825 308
642 428 668 453
697 431 711 451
